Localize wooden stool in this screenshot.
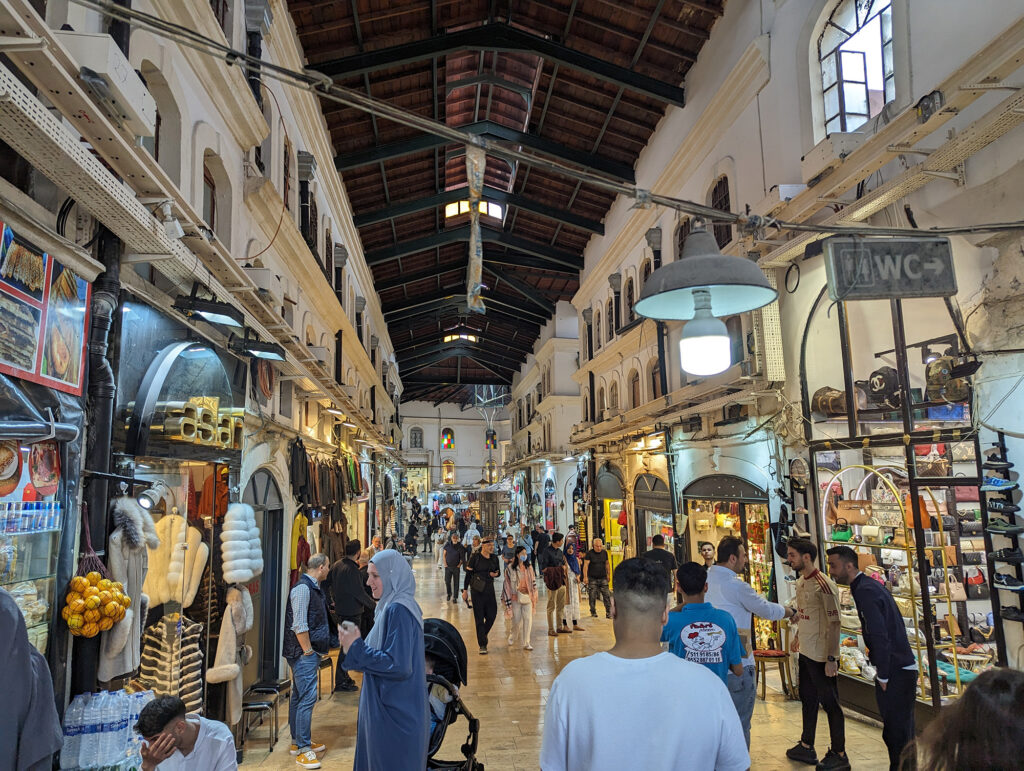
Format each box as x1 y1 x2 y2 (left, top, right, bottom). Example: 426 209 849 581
753 620 797 700
318 654 335 698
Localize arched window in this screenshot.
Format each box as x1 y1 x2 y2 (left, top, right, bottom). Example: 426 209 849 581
442 459 455 485
485 459 497 483
709 177 731 248
441 427 455 449
594 311 602 350
138 63 182 185
624 278 636 324
606 298 615 341
726 316 744 367
202 163 216 230
409 427 423 449
582 390 589 422
202 151 232 248
818 0 893 135
675 217 691 260
609 382 619 410
597 387 606 416
641 259 652 287
652 359 663 400
485 430 497 449
630 369 641 408
283 137 293 212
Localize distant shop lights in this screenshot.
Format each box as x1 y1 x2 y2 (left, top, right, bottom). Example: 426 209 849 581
634 222 777 377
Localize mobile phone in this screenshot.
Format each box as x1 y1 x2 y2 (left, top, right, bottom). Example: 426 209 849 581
341 620 356 632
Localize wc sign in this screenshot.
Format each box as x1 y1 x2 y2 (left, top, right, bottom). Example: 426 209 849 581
821 236 957 301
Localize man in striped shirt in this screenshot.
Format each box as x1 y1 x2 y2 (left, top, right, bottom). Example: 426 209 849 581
785 538 848 771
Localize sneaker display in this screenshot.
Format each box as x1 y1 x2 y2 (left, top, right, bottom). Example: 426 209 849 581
987 500 1020 513
817 748 852 770
291 741 327 755
988 547 1024 564
295 751 322 769
980 476 1019 492
1000 605 1024 622
993 573 1024 592
983 459 1013 470
786 742 818 765
986 517 1024 536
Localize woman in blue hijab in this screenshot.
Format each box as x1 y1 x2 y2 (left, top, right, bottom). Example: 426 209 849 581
339 549 429 770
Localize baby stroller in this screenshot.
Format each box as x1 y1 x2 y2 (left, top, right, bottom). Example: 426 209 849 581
424 618 483 770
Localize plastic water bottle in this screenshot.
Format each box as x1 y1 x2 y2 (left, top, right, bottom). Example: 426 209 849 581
60 693 88 769
78 691 104 768
106 691 131 763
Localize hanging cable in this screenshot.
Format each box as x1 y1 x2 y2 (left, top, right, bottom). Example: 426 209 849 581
69 0 1024 242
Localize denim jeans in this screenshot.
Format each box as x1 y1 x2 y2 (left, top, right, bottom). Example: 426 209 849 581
727 665 756 748
287 653 320 751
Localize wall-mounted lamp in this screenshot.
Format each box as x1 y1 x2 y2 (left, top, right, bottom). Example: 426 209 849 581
174 283 244 328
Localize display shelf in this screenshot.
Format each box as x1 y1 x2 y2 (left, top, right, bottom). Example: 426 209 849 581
0 527 61 536
1 571 56 588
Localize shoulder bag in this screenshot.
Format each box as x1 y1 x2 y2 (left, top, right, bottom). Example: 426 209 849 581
830 519 853 542
542 566 566 591
966 567 989 600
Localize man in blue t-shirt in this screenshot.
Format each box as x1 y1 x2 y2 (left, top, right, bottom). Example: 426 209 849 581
661 562 744 685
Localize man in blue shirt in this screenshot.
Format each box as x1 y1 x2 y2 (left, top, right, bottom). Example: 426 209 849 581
662 562 744 685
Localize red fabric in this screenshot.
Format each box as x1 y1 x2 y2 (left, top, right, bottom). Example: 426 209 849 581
290 536 310 587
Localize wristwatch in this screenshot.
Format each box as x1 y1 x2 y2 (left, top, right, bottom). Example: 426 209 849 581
303 648 314 656
827 655 837 662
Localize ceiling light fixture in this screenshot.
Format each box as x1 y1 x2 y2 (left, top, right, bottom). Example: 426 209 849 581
228 329 286 361
343 420 358 428
137 479 171 511
325 407 345 417
679 289 732 376
173 283 244 328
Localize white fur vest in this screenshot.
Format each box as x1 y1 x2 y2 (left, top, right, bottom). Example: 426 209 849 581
143 514 209 607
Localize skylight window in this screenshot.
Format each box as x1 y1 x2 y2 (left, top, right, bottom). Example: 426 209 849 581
444 200 504 219
443 333 478 343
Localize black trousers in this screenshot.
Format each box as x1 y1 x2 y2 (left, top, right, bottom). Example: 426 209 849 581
334 614 361 686
444 566 461 599
798 655 845 753
876 668 917 771
470 586 497 648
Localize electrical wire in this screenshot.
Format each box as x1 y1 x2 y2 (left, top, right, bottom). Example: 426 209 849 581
70 0 1024 242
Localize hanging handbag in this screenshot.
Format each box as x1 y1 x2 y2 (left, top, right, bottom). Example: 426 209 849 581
965 567 989 600
830 519 853 542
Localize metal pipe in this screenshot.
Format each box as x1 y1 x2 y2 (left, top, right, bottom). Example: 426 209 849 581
836 302 858 437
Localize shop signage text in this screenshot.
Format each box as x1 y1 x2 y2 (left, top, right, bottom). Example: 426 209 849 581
822 236 957 301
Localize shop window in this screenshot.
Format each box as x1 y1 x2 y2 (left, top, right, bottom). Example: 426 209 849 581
630 369 641 409
442 459 455 485
675 217 691 260
709 177 732 248
651 360 663 400
202 164 216 231
609 382 619 410
606 298 615 342
441 427 455 449
818 0 893 135
624 278 636 324
409 427 423 449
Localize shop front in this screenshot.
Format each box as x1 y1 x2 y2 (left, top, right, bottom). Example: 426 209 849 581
633 473 674 558
682 474 775 649
596 463 626 586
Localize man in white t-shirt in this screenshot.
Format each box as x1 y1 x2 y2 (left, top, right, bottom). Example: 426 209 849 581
135 695 237 771
540 558 749 771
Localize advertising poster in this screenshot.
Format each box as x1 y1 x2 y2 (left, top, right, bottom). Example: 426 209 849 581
0 222 91 395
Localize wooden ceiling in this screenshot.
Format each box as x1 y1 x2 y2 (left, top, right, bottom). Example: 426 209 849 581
287 0 726 405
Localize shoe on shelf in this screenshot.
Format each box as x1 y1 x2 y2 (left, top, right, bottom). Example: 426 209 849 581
981 477 1019 493
291 741 327 755
994 573 1024 592
816 748 852 771
1001 605 1024 622
295 751 322 769
987 500 1021 513
987 518 1024 536
988 547 1024 564
983 459 1014 470
785 742 818 765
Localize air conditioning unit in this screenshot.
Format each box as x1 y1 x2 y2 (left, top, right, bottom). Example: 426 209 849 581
243 267 281 306
800 132 865 186
307 346 330 365
54 31 157 137
751 184 807 217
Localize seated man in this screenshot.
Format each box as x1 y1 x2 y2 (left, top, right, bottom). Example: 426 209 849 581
135 695 237 771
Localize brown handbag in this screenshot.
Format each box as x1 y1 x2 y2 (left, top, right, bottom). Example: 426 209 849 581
828 499 873 526
943 545 959 567
917 456 951 476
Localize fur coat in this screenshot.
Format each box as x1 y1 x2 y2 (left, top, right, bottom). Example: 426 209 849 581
221 503 263 585
98 497 159 682
143 513 209 608
206 586 254 725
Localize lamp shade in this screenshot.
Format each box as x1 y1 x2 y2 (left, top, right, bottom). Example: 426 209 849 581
633 225 777 320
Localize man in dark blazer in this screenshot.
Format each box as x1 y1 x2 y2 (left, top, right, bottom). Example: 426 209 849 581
826 546 917 771
327 539 376 692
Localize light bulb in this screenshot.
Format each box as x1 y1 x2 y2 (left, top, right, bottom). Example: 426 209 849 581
679 301 731 377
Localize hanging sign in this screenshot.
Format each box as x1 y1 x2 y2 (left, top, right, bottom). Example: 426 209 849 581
0 222 91 395
822 236 957 301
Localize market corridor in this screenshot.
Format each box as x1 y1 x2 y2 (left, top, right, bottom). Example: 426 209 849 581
239 556 888 770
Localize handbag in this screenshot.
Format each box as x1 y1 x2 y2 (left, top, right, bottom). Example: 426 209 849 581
517 590 532 604
961 519 983 534
861 525 882 544
881 547 909 566
955 484 980 502
872 502 904 528
963 551 983 565
895 596 914 617
827 499 872 525
470 573 487 593
947 576 967 602
943 545 959 567
542 566 566 591
830 519 853 542
966 568 989 600
917 455 951 477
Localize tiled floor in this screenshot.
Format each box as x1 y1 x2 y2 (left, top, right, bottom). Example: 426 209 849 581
240 556 889 770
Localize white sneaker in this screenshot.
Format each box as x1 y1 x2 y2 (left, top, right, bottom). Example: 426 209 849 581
295 750 322 769
507 636 515 645
524 644 533 650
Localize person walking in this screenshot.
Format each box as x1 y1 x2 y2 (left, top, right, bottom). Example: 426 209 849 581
406 520 419 556
501 533 518 568
461 534 481 607
501 545 538 650
539 532 570 637
441 532 463 602
531 524 550 573
539 559 749 771
327 540 375 693
434 528 447 569
583 538 612 619
661 562 744 685
466 536 501 653
562 541 585 633
827 546 916 771
642 533 678 578
464 518 481 545
517 525 534 567
282 553 331 769
785 538 848 771
705 535 794 748
339 550 429 771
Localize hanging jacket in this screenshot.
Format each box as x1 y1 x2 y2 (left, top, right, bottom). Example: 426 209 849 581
139 614 205 714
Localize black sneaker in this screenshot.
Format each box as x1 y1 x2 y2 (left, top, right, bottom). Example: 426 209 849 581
1000 606 1024 622
786 742 818 765
994 573 1024 592
988 500 1021 513
479 647 488 655
989 547 1024 564
817 749 852 770
983 459 1014 470
987 518 1024 536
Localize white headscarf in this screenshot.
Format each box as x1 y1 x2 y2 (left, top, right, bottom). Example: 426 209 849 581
366 549 423 648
